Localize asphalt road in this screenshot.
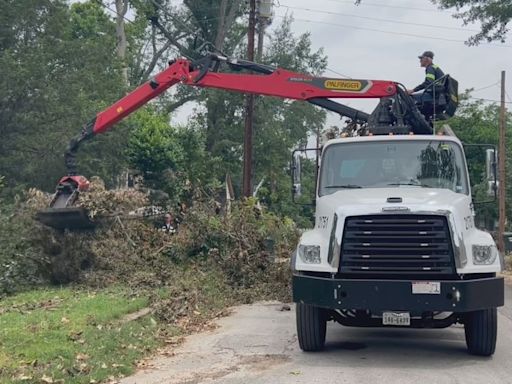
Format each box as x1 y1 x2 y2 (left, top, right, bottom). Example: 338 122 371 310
122 283 512 384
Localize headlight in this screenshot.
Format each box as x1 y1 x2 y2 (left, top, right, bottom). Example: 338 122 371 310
298 245 321 264
472 245 497 265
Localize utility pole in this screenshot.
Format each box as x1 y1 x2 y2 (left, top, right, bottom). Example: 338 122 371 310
498 70 507 253
243 0 256 197
257 22 265 61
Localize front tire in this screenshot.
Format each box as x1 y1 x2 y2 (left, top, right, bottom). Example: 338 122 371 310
464 307 497 356
296 303 327 351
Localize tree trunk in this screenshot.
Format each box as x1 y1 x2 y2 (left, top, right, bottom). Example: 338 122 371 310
115 0 129 86
207 1 242 151
214 0 240 52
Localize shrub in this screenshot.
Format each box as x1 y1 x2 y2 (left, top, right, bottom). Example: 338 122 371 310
1 182 298 303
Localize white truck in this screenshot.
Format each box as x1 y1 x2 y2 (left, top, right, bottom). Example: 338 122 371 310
31 51 503 356
292 130 504 356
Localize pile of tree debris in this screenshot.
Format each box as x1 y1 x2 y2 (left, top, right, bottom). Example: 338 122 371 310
3 178 298 322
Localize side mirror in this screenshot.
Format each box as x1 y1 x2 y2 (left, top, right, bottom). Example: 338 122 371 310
291 148 320 205
292 152 302 199
485 148 498 197
463 143 498 204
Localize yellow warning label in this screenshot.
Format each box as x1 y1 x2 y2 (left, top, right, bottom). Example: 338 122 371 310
324 80 363 91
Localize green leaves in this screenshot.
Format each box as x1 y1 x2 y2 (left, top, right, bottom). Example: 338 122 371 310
1 0 324 229
433 0 512 45
70 1 115 40
357 0 511 44
126 109 220 205
0 0 125 192
127 109 184 176
447 97 512 227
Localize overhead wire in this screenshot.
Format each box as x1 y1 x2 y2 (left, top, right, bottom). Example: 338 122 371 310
43 0 142 68
505 90 512 103
97 0 222 61
277 4 479 32
82 1 512 96
467 97 512 104
464 82 512 104
319 0 450 13
92 1 471 80
96 0 174 79
325 67 351 78
96 0 136 24
98 0 224 25
470 81 501 93
273 15 512 48
148 0 349 79
148 0 223 56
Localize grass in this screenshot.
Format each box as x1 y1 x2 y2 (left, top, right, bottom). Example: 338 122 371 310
0 260 290 383
0 286 175 384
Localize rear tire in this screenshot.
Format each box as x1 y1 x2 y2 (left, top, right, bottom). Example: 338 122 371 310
296 303 327 351
464 307 497 356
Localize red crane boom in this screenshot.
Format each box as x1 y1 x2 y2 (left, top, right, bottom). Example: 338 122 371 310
37 54 429 229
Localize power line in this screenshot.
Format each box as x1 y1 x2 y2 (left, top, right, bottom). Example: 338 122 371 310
274 15 512 48
150 2 355 79
468 96 512 104
471 81 501 93
99 0 223 60
277 4 478 32
325 67 351 78
506 90 512 103
320 0 449 13
149 0 221 55
96 0 135 24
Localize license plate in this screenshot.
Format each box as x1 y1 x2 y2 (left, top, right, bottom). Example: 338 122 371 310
412 281 441 295
383 312 410 326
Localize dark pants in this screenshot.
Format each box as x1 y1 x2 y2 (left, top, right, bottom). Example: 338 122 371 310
412 92 435 120
412 92 433 104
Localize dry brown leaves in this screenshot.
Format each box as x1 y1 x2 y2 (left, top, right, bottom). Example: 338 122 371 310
78 177 149 219
17 177 171 286
17 182 296 337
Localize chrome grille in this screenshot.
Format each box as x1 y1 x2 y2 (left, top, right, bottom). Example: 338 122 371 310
340 215 455 276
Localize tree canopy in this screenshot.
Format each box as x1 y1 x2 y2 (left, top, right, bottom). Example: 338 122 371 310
0 0 327 224
446 96 512 228
0 0 509 228
433 0 512 45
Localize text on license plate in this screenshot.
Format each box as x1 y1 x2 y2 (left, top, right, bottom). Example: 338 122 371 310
382 312 410 326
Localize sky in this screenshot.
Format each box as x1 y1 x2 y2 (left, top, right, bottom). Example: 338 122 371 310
167 0 511 128
100 0 512 128
265 0 511 128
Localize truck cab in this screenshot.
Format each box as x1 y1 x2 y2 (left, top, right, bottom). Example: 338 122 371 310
292 131 504 356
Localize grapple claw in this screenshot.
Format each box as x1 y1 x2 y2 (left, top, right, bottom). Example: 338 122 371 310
36 176 95 230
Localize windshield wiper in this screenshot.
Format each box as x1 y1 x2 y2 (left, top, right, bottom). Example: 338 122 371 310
325 184 362 189
387 182 433 188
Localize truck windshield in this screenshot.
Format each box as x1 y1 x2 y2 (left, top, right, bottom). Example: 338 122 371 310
319 140 469 196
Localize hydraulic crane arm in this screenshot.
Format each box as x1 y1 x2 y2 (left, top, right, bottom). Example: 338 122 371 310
38 53 428 230
65 54 396 175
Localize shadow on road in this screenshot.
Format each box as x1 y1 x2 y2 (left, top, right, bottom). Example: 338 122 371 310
297 324 490 370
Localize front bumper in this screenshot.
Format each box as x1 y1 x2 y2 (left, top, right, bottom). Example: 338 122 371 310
293 274 504 312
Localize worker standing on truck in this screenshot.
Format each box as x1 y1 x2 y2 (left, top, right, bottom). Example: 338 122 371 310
408 51 445 120
407 51 444 98
408 51 445 98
